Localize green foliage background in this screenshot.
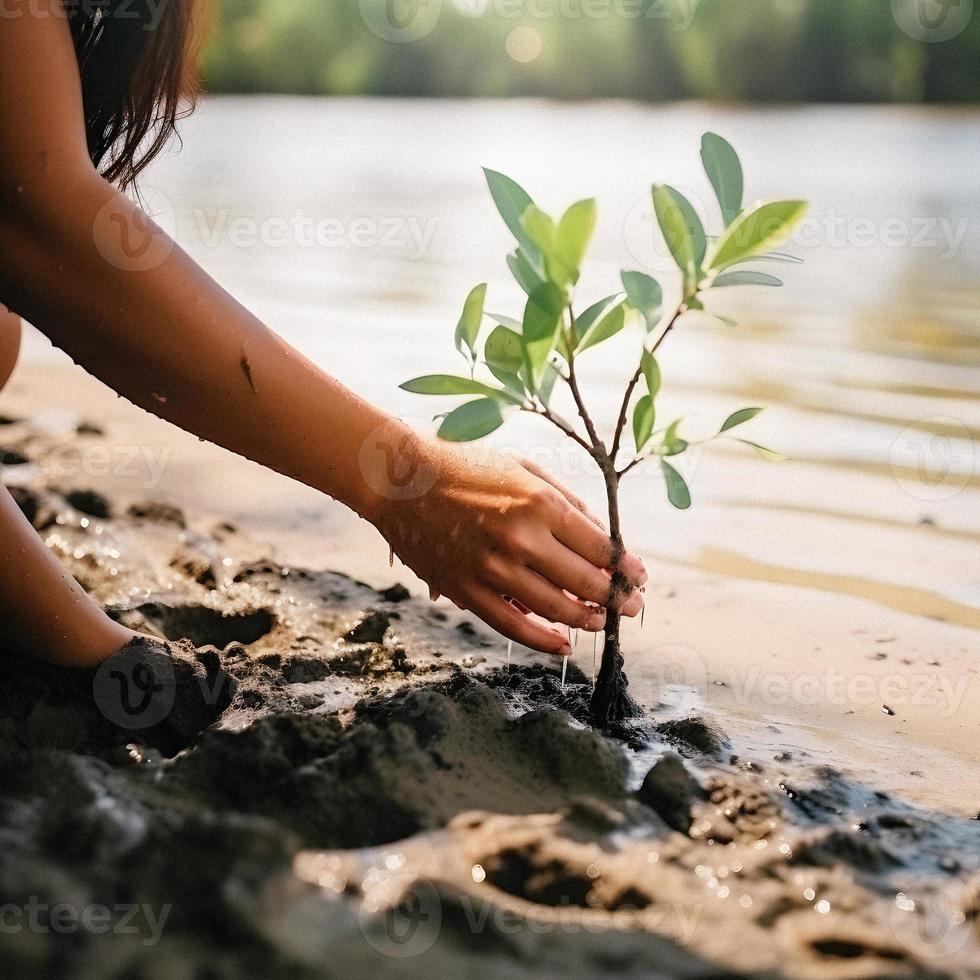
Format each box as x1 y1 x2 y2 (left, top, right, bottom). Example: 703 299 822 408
201 0 979 103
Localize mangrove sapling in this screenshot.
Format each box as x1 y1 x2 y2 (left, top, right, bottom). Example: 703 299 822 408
402 133 808 725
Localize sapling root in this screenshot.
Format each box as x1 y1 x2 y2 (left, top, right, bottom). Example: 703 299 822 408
590 609 641 725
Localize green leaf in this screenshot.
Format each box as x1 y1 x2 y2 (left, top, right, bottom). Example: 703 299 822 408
521 205 557 258
574 296 626 354
708 201 809 271
711 271 783 288
538 361 561 407
522 282 565 390
454 283 486 362
641 349 661 398
486 312 522 331
700 132 743 227
661 459 691 510
737 439 788 462
484 327 524 393
400 374 522 405
507 250 543 295
719 407 763 433
621 271 663 332
632 394 655 452
555 198 597 285
437 399 508 442
653 184 707 284
662 418 688 456
484 169 541 265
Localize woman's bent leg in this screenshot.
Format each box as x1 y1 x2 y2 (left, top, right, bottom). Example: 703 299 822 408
0 312 136 665
0 481 136 665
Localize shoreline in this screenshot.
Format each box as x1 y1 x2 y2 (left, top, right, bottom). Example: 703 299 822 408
0 357 977 975
6 356 976 814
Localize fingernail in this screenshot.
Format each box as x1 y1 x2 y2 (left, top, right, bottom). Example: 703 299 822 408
559 643 572 657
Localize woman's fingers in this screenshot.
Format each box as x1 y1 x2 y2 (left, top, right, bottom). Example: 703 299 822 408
552 504 648 587
526 540 642 615
465 587 571 656
486 563 606 632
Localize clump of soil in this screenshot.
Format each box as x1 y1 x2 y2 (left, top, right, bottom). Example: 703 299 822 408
343 609 391 644
635 752 706 833
65 489 112 519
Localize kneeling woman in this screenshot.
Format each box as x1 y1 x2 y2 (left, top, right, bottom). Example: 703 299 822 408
0 0 644 669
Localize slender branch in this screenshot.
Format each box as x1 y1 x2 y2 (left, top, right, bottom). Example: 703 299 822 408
617 456 644 479
532 406 594 456
609 367 641 466
610 301 688 465
565 305 608 460
567 358 605 455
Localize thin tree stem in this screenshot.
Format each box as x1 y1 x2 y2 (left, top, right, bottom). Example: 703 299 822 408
565 305 608 460
533 406 594 456
567 357 605 457
617 457 642 479
610 302 687 465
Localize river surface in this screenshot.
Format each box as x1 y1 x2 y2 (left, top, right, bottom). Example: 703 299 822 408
138 98 980 622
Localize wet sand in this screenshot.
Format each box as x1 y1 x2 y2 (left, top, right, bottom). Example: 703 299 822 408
0 359 977 978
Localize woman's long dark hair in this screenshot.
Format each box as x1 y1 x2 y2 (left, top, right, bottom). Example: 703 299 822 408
69 0 199 190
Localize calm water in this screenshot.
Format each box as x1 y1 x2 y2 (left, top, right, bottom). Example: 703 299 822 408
29 98 980 636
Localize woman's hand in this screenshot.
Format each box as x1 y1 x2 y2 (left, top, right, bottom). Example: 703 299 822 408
373 435 647 657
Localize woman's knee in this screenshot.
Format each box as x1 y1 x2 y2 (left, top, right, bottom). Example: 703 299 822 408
0 307 22 393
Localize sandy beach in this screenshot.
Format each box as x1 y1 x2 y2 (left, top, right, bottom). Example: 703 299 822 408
0 352 976 978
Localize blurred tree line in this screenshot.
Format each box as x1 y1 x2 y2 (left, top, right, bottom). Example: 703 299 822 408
201 0 979 102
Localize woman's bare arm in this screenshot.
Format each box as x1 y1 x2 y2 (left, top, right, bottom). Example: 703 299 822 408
0 1 645 655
